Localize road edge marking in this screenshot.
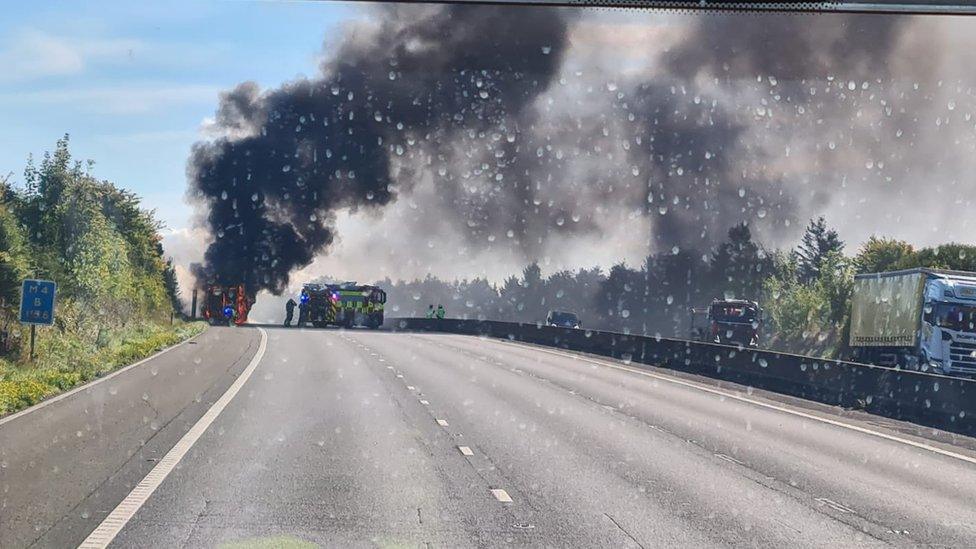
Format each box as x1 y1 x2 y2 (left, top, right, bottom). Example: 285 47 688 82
498 339 976 468
77 327 268 549
0 326 208 427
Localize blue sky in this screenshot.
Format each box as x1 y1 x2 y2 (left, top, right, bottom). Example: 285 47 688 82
0 0 357 231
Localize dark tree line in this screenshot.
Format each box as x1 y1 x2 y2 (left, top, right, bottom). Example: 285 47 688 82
384 222 775 337
384 215 976 357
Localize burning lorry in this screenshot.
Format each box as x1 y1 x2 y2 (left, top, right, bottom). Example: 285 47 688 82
200 283 253 326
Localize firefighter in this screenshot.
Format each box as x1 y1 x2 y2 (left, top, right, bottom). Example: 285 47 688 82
284 298 297 327
425 304 435 319
298 292 310 327
436 304 446 320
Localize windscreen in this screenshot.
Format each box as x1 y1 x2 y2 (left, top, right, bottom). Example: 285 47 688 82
5 3 976 549
934 303 976 333
550 311 579 324
710 304 759 324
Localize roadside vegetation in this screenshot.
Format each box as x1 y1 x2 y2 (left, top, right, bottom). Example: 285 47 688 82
0 136 202 416
382 218 976 360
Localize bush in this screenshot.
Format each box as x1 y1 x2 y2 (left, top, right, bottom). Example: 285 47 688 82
0 321 205 416
763 251 852 358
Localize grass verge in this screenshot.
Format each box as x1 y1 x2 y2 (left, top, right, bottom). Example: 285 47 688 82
0 321 206 417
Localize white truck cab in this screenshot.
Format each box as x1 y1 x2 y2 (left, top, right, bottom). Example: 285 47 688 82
919 274 976 375
851 269 976 376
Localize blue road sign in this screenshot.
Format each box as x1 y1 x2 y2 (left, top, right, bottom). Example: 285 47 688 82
20 279 57 326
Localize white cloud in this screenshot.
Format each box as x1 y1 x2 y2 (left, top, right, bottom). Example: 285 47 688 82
0 28 141 82
0 83 220 114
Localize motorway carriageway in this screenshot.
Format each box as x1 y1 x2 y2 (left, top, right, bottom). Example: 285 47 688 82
3 326 976 547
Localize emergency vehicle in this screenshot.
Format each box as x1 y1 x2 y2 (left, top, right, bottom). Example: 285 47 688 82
299 282 386 328
201 283 253 326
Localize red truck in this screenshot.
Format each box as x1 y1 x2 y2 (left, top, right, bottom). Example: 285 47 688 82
690 299 762 347
201 283 253 326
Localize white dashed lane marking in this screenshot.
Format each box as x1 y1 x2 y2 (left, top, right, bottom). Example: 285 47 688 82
420 400 429 405
491 489 513 503
458 446 474 456
436 419 449 427
407 385 415 390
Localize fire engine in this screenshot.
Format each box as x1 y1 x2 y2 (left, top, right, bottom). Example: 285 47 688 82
298 282 386 328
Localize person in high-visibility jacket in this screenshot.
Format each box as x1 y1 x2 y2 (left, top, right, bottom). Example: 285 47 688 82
436 304 446 319
425 304 435 319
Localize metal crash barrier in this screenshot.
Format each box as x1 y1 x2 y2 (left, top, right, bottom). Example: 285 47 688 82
386 317 976 437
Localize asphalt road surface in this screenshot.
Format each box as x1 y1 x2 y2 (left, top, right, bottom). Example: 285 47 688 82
5 326 976 548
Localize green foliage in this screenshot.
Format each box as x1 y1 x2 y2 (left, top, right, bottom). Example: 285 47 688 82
0 321 205 415
795 216 845 283
8 136 179 331
853 238 976 274
0 176 30 308
763 250 853 357
910 244 976 271
853 236 915 274
0 135 190 416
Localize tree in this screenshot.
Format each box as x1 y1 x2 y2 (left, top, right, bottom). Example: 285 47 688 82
0 178 29 309
599 262 643 333
709 223 769 300
911 244 976 272
762 249 852 356
795 216 844 283
853 236 915 274
163 259 182 315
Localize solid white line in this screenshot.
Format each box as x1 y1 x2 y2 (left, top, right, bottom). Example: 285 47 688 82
77 327 268 549
436 418 449 427
502 341 976 468
715 453 744 466
490 488 513 503
816 497 855 514
420 400 430 405
407 385 415 391
1 327 207 427
458 446 474 456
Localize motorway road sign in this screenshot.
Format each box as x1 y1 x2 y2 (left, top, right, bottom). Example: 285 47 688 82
20 279 57 326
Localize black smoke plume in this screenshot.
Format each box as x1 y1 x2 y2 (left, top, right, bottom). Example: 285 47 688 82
189 6 933 295
189 5 570 293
